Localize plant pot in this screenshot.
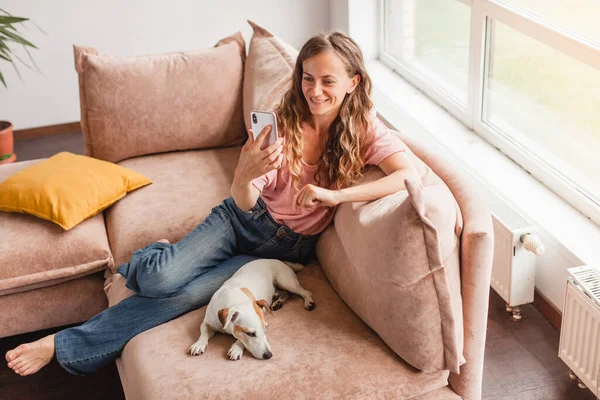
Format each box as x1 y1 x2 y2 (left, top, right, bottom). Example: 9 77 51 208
0 121 16 165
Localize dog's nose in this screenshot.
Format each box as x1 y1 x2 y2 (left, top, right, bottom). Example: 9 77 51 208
263 351 273 360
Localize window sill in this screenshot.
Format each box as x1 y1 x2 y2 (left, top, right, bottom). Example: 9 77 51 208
368 60 600 311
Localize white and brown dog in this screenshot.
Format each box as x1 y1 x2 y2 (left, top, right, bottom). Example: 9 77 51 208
188 258 315 360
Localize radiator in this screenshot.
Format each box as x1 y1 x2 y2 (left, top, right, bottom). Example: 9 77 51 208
469 175 545 318
559 266 600 395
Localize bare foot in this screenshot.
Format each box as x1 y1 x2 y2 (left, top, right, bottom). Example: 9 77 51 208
5 334 55 376
157 239 170 244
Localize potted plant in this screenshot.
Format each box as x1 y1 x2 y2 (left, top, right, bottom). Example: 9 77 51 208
0 121 15 164
0 10 40 164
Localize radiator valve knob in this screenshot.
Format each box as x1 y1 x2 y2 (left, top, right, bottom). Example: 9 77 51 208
520 234 545 256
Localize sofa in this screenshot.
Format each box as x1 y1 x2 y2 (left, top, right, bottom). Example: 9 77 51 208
0 22 494 400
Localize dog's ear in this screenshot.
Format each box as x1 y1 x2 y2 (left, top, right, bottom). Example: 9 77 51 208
255 299 272 314
218 307 239 329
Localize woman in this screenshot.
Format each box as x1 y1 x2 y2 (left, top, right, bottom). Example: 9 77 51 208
6 31 421 376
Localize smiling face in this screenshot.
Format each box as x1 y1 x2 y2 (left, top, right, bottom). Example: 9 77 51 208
301 50 360 119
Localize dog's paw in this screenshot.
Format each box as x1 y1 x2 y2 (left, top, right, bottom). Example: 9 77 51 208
305 300 315 311
303 291 315 310
189 341 207 356
271 299 283 311
227 345 244 361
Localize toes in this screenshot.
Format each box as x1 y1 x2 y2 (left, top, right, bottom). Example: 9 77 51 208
10 358 27 371
6 344 27 362
305 301 315 311
21 361 42 376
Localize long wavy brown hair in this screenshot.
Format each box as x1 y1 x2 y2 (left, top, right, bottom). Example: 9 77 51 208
276 31 373 190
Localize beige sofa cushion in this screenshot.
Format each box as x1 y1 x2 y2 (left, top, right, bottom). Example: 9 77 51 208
105 148 241 266
111 265 450 399
317 160 465 374
243 20 298 130
0 273 107 338
74 33 246 163
0 160 114 297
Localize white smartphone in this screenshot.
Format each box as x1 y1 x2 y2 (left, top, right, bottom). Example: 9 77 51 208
251 111 279 150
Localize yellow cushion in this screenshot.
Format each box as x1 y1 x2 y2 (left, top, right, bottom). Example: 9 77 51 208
0 152 152 230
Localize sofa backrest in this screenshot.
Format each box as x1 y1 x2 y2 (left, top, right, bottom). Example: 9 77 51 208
73 33 247 163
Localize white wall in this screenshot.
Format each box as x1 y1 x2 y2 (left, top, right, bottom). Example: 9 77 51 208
0 0 330 130
330 0 379 61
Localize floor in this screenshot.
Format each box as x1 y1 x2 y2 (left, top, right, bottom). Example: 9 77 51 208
0 325 125 400
1 132 596 399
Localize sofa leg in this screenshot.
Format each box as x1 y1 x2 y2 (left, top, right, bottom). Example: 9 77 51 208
505 303 523 320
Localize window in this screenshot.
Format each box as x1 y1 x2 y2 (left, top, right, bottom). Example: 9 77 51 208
381 0 600 224
384 0 471 105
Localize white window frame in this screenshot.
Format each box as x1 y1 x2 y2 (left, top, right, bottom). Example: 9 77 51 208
379 0 600 226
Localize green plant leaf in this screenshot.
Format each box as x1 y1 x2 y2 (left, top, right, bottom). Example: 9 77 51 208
0 16 27 24
0 47 9 61
0 12 41 87
0 27 37 48
0 47 11 62
0 153 12 161
23 45 41 73
3 55 23 82
5 45 35 72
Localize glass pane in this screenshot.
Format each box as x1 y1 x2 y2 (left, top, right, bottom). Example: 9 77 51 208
497 0 600 46
484 20 600 200
384 0 471 105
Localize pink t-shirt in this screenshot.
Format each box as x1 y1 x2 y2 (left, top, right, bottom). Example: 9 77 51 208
252 113 407 235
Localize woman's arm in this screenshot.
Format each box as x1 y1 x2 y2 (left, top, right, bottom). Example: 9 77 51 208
293 152 422 209
231 178 261 211
336 152 421 204
231 126 283 211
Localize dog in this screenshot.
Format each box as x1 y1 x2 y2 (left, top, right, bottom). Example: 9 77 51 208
188 258 315 361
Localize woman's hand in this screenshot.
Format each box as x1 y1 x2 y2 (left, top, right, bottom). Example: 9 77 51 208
234 125 284 185
293 184 340 212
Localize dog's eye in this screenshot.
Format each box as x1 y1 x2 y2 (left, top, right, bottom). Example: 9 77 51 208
245 331 256 338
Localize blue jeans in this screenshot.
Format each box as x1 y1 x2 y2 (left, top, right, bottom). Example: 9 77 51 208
54 197 319 375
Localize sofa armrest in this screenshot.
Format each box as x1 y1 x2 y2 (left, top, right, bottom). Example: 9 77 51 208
391 130 494 400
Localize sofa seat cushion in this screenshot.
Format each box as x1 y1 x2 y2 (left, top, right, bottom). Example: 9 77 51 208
105 147 241 266
0 272 107 338
0 161 114 297
411 386 462 400
112 265 449 400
